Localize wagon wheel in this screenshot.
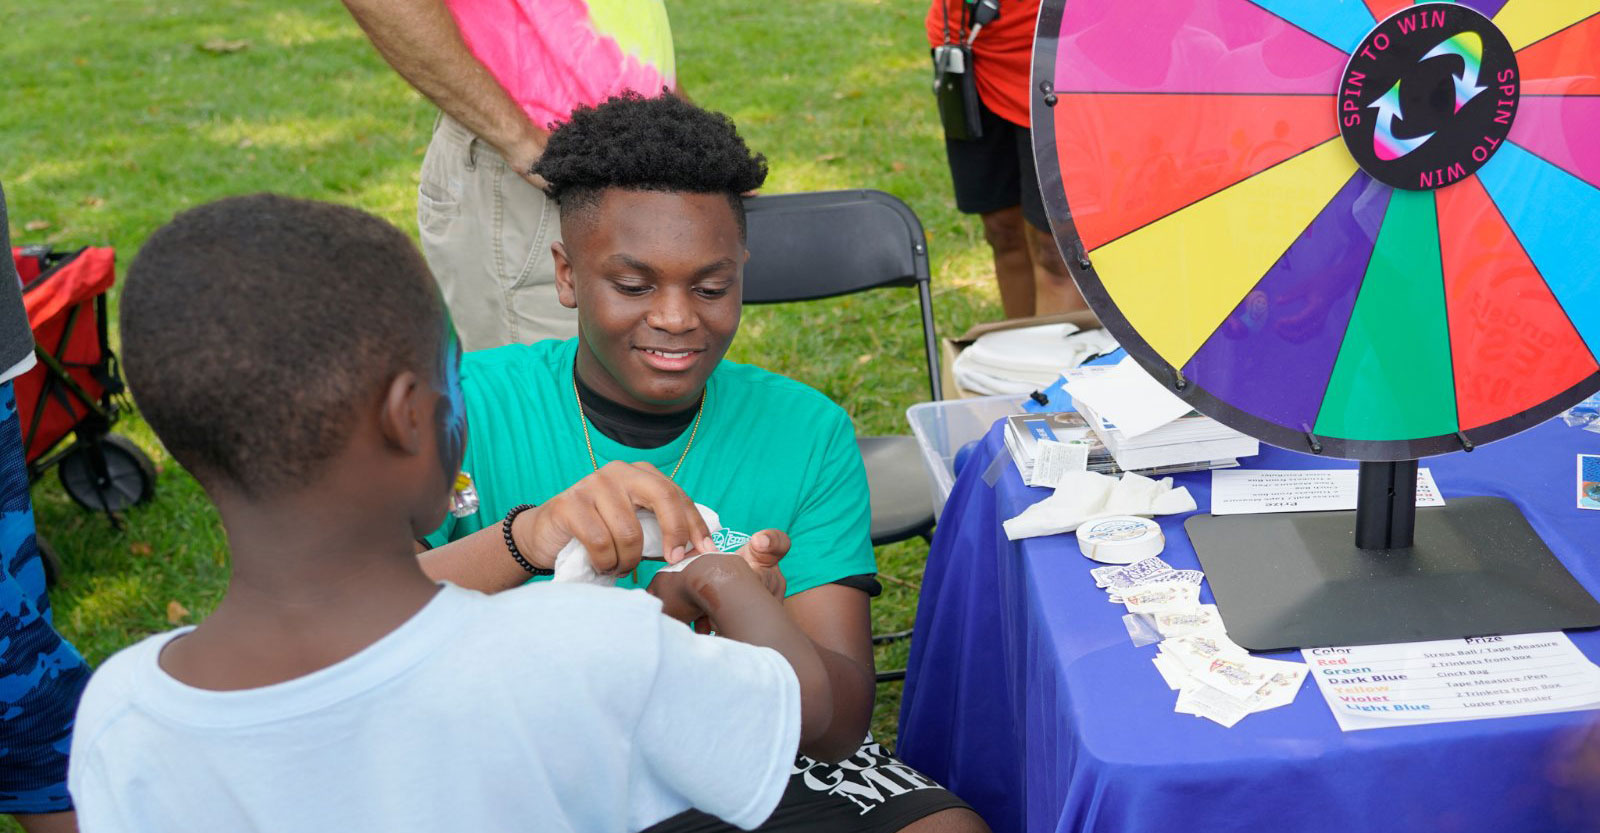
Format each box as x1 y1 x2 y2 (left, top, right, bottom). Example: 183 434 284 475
58 433 157 513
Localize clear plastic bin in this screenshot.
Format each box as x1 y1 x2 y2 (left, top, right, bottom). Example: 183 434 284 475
906 394 1024 520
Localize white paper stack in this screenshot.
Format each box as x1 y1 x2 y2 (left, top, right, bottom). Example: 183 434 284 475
1065 359 1257 472
953 323 1119 395
1003 411 1238 487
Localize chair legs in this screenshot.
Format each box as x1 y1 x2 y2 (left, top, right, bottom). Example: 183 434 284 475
872 628 914 646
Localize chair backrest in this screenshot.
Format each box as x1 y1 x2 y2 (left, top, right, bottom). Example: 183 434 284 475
742 190 942 400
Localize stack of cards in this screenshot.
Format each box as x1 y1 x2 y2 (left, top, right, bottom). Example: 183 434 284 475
1089 557 1309 727
1091 558 1203 605
1152 635 1308 727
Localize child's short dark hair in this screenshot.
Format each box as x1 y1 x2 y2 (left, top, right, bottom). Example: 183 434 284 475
532 92 768 238
121 193 444 497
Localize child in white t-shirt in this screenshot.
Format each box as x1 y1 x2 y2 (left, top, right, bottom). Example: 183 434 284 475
68 194 836 833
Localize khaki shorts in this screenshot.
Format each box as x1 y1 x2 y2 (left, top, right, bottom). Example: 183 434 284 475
418 113 578 351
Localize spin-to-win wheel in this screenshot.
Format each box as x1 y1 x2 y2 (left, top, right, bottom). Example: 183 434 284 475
1033 0 1600 649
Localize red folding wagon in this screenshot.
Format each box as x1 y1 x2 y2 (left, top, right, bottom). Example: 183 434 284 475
11 245 155 517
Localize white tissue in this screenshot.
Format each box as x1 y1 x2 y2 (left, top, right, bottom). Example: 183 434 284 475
1002 471 1195 541
552 504 722 586
1101 472 1162 515
1152 487 1199 516
953 325 1119 395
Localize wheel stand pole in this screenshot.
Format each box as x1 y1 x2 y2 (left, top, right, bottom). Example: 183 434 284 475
1355 460 1418 550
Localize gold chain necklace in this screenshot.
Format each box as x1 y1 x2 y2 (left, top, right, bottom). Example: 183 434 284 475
572 371 704 479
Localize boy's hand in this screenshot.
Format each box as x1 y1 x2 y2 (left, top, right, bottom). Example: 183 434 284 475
516 461 715 577
648 552 838 758
733 529 789 600
646 569 710 631
647 553 753 632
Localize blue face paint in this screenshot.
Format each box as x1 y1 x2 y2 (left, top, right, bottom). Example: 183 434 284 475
433 316 467 484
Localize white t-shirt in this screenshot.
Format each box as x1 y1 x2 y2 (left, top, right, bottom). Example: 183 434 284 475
68 582 800 832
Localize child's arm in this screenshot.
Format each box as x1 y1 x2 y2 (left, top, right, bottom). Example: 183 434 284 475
649 555 835 759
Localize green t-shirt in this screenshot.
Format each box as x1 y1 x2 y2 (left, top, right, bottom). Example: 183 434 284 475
425 339 876 595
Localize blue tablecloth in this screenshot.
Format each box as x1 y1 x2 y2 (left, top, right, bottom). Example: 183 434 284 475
897 418 1600 833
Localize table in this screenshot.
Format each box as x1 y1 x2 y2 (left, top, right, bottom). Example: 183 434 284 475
896 418 1600 833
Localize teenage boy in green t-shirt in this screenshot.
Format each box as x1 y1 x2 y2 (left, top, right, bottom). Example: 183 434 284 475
420 94 989 833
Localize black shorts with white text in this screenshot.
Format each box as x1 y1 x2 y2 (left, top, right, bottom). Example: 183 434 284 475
642 738 973 833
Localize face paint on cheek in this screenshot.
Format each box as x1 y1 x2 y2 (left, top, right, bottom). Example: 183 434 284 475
434 318 468 484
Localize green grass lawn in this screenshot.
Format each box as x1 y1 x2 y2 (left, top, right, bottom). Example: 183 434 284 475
1 0 1006 804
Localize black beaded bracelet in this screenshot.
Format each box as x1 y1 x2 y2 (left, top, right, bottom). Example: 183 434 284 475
503 503 553 576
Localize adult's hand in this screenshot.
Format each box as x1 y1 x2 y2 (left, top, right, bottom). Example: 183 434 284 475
341 0 548 188
513 461 715 577
732 528 789 600
511 156 550 191
419 461 713 592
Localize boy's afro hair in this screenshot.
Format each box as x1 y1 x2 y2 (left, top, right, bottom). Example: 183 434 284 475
532 92 768 236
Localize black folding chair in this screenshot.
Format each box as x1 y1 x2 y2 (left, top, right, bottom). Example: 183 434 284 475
742 190 941 683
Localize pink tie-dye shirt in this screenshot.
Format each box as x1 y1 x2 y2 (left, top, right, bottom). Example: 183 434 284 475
445 0 676 130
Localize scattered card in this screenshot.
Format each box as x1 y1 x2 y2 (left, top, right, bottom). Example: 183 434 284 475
1152 654 1186 690
1153 604 1226 638
1120 582 1202 613
1101 557 1175 590
1248 664 1310 713
1028 439 1091 488
1580 454 1600 510
1161 633 1247 672
1109 570 1204 602
1175 682 1251 728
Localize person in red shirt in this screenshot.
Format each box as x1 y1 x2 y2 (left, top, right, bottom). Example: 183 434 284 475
926 0 1087 319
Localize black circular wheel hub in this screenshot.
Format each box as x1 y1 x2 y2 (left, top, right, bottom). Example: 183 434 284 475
1337 2 1519 191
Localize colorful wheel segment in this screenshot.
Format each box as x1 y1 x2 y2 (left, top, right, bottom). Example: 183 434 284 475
1034 0 1600 460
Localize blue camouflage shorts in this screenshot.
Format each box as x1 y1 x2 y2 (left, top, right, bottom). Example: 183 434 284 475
0 380 90 814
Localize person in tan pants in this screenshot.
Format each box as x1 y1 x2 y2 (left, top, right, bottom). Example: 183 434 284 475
343 0 681 350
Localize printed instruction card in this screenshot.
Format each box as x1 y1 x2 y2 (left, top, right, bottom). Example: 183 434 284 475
1210 468 1444 515
1306 633 1600 731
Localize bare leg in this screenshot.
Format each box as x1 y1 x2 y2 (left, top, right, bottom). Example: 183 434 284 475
896 807 992 833
1026 222 1088 316
979 206 1036 320
15 811 78 833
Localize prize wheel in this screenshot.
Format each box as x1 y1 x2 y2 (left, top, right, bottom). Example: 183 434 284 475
1033 0 1600 461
